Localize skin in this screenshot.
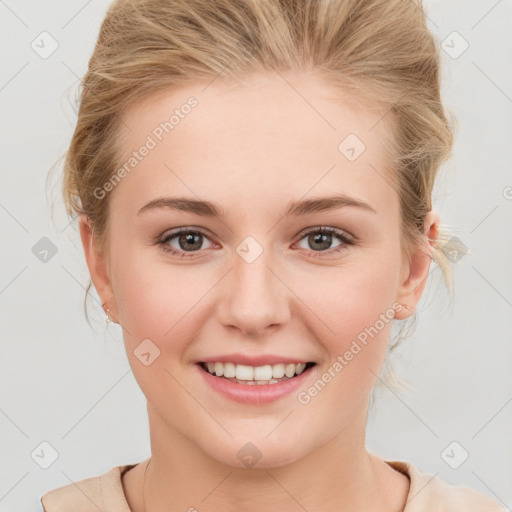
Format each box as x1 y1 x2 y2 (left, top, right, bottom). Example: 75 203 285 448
79 70 439 512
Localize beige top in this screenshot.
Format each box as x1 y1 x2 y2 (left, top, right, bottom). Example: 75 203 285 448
40 459 505 511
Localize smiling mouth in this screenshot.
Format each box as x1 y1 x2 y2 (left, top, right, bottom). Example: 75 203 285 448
198 361 317 385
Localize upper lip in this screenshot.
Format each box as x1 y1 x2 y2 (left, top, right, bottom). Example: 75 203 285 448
197 354 314 367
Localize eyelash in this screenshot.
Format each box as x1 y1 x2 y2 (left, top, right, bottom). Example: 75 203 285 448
157 226 356 259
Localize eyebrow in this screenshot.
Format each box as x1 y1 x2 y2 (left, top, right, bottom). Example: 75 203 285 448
137 194 377 217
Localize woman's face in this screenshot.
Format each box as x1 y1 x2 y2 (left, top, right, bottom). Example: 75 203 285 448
81 71 434 468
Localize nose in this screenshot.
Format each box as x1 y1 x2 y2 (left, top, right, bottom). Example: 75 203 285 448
216 251 290 336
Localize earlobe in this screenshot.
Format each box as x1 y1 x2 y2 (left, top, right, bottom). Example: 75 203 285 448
395 211 439 319
78 214 117 320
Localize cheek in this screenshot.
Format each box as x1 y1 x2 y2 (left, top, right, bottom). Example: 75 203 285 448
111 253 209 404
112 248 215 352
298 252 401 378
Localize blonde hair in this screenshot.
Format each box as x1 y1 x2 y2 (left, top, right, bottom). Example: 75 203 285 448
51 0 458 397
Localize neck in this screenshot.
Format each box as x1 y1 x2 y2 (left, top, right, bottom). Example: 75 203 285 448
126 405 409 512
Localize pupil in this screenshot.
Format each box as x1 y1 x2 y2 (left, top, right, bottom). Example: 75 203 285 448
310 233 331 251
180 233 202 251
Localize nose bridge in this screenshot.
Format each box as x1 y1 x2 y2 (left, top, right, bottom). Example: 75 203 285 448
217 240 289 335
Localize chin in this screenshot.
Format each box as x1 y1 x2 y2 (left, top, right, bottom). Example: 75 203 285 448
206 434 310 470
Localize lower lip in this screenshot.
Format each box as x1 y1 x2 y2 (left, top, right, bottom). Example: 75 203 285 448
196 363 316 405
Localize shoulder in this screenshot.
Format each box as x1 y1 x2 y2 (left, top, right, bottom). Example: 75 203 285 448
385 459 506 512
40 463 136 512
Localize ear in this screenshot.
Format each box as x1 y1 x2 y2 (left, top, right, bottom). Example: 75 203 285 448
78 214 117 321
394 210 439 319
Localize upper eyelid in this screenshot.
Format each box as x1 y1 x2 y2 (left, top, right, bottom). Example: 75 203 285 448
296 225 353 239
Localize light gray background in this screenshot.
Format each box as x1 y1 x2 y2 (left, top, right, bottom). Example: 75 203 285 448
1 1 511 510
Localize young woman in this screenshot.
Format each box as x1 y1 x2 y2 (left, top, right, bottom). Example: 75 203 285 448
40 0 505 510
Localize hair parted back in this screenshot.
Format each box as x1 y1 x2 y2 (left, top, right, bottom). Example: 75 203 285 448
53 0 458 395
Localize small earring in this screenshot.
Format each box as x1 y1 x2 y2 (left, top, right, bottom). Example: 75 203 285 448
102 301 112 326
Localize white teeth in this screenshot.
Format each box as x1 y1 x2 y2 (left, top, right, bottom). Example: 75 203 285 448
253 365 272 381
214 362 224 377
235 364 253 381
284 364 296 378
203 361 311 381
223 362 236 378
295 363 306 375
272 364 285 378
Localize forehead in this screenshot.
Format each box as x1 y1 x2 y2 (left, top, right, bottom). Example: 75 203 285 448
110 71 397 218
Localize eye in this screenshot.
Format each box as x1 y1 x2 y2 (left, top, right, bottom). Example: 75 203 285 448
157 226 356 259
294 226 355 257
158 227 215 258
